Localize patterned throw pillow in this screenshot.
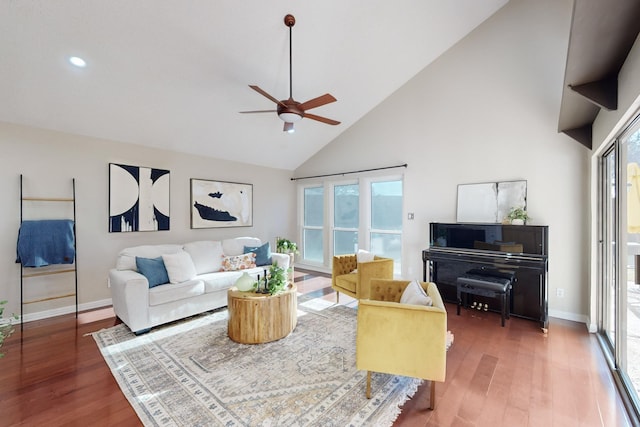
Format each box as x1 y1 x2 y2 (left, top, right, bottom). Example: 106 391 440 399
221 252 256 271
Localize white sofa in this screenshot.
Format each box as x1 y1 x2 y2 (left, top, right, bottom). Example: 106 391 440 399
108 237 290 334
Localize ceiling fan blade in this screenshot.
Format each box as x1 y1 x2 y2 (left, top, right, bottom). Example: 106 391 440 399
304 113 341 125
298 93 337 111
249 85 286 107
239 110 277 114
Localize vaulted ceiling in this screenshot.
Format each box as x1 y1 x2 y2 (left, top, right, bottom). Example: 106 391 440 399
6 1 639 168
0 1 508 170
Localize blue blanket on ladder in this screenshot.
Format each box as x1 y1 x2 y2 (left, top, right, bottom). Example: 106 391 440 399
16 219 75 267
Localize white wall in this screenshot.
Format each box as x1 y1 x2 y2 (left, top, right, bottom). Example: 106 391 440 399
296 0 591 321
0 122 296 320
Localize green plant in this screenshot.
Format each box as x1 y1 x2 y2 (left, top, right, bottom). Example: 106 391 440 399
507 207 530 221
253 264 290 295
267 264 289 295
276 237 299 255
0 300 18 358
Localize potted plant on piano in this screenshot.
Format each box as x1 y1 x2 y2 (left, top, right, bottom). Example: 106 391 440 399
507 207 530 225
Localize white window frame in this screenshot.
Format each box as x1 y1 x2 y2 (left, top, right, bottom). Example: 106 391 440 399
296 173 403 275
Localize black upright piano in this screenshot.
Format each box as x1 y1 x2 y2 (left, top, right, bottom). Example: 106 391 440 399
422 222 549 330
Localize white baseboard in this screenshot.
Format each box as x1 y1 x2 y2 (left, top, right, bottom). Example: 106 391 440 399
548 309 591 331
19 298 113 323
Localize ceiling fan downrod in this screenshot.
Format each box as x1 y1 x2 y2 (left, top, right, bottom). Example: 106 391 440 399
285 14 295 101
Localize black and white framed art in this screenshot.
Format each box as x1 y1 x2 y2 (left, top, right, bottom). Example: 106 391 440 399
109 163 170 232
190 179 253 229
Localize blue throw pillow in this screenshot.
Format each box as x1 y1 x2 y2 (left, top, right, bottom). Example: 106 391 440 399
243 242 272 267
136 256 170 288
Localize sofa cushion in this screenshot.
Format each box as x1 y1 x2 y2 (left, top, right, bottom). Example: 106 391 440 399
135 256 170 288
221 252 256 271
162 250 198 284
243 242 272 266
335 273 357 293
201 267 263 293
222 237 262 256
116 244 183 271
148 279 205 306
183 240 224 274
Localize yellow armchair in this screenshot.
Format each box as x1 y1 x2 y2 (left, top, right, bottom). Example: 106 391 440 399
331 254 394 302
356 279 447 409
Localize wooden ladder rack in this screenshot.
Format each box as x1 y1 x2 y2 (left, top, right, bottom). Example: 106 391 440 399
19 174 78 329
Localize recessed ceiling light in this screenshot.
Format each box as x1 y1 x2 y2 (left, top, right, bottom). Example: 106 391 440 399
69 56 87 68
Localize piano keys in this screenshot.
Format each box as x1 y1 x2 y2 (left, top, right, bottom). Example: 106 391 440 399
423 222 549 331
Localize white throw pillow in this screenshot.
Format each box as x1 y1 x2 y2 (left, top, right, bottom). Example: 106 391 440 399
400 279 433 306
162 251 198 284
356 249 375 263
116 244 182 271
183 240 224 274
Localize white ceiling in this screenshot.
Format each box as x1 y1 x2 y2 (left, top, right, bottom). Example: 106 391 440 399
0 0 508 170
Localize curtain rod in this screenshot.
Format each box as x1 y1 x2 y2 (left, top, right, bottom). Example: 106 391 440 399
290 163 407 181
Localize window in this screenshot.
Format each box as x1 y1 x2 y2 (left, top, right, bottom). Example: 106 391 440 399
333 183 359 255
298 176 403 274
370 180 403 273
302 186 323 264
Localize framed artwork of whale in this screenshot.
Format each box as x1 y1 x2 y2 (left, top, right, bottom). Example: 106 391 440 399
190 178 253 229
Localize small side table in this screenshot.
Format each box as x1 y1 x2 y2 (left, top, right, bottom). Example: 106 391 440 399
227 285 297 344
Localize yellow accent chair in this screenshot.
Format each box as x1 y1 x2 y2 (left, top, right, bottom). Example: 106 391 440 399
356 279 447 409
331 254 394 302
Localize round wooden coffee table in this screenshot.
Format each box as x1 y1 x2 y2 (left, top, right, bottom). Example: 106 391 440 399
227 285 297 344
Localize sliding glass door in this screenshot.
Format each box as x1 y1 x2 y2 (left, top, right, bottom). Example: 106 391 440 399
599 116 640 416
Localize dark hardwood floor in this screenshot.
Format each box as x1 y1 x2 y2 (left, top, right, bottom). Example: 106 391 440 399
0 270 632 426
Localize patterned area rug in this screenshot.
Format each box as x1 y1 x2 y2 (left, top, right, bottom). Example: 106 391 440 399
93 301 432 426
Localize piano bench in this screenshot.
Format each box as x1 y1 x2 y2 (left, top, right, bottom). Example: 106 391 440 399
456 273 513 327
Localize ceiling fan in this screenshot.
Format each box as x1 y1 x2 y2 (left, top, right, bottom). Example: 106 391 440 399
241 14 340 133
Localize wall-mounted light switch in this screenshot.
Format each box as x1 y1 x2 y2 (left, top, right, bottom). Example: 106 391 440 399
408 212 414 220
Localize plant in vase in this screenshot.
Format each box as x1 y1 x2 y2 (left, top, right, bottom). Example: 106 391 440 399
253 264 290 295
506 207 530 225
275 237 299 255
0 300 18 358
267 264 288 295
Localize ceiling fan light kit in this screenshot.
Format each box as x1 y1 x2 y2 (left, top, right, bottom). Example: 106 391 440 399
283 122 295 133
241 14 340 132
